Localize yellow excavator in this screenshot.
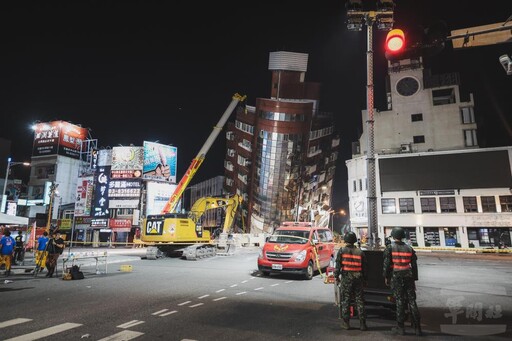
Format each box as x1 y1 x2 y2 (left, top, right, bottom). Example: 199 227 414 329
141 93 246 260
144 194 242 260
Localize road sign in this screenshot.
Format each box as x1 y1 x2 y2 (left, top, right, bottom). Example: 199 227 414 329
450 21 512 48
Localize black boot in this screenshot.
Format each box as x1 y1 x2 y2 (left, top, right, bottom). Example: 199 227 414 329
415 324 423 336
360 319 368 331
5 270 11 277
392 323 405 335
341 319 350 330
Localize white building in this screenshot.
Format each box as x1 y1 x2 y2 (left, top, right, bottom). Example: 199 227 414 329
347 57 512 248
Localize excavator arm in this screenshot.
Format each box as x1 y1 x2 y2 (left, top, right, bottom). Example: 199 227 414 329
188 194 242 233
160 93 246 214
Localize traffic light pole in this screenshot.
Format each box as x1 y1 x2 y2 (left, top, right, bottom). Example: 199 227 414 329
365 14 377 248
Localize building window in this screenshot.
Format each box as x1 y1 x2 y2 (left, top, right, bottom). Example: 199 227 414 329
421 197 436 213
411 113 423 122
461 107 475 124
432 88 456 106
359 179 363 191
399 198 415 213
413 135 425 143
353 180 357 192
464 129 478 147
481 196 497 213
440 197 457 213
499 195 512 212
381 198 396 214
463 196 478 212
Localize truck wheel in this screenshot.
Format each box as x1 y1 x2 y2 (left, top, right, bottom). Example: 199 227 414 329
262 271 270 276
304 261 314 280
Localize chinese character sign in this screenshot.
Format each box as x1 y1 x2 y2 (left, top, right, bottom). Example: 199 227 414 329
92 166 111 218
111 146 144 178
32 120 88 159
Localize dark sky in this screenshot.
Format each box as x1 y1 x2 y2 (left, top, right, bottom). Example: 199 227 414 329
1 0 511 209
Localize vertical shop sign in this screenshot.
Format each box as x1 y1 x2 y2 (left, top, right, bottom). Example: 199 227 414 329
92 166 111 218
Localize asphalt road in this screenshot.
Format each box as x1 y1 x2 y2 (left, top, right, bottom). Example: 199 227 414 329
0 247 511 341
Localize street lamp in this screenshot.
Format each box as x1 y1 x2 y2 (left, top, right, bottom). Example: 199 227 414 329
1 157 31 213
345 0 395 248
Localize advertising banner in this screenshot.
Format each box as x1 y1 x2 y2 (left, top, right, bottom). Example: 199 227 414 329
32 121 88 159
143 141 177 183
111 146 143 178
97 149 112 167
145 181 177 215
92 166 111 218
108 179 142 198
74 176 94 217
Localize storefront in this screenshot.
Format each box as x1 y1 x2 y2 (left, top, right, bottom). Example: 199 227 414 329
467 227 511 248
384 226 418 245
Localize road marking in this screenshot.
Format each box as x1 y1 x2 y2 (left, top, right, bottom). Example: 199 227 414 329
215 289 225 293
198 294 209 299
178 301 191 306
254 287 264 291
270 283 279 287
117 320 145 329
160 310 178 317
250 277 255 280
213 297 227 301
189 303 203 308
152 309 168 315
235 291 247 295
285 281 293 284
0 319 32 329
97 330 144 341
241 280 248 283
4 322 82 341
230 284 238 287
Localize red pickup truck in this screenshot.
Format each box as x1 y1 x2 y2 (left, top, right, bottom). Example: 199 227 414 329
257 222 335 280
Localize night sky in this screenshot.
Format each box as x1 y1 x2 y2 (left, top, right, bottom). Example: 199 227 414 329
1 0 510 210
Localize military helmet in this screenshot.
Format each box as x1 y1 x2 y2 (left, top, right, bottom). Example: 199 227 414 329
344 231 357 244
391 227 406 240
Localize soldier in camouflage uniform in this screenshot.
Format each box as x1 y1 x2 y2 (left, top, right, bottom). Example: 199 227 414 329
383 227 422 336
334 231 368 331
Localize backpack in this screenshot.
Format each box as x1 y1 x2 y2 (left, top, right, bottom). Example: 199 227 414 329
70 265 84 280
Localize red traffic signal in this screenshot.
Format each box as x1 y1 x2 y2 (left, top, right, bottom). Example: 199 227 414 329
385 29 405 53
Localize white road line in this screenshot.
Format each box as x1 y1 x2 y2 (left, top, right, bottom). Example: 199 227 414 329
152 309 168 315
117 320 145 329
250 277 255 280
213 297 227 301
189 303 204 308
271 283 279 287
241 280 248 283
0 318 32 329
215 289 225 293
254 287 264 291
160 310 178 317
97 330 144 341
235 291 247 295
4 322 82 341
230 284 238 287
198 294 209 299
285 281 293 284
178 301 191 306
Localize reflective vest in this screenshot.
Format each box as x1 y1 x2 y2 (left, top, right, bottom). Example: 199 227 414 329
391 243 413 271
341 247 363 272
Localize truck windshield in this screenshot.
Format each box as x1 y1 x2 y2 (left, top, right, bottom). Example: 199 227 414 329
268 230 310 244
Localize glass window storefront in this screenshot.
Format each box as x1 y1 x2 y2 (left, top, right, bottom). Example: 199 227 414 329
424 227 440 246
467 227 511 247
443 227 458 246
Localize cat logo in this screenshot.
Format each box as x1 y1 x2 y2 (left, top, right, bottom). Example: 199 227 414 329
146 218 164 235
274 244 288 252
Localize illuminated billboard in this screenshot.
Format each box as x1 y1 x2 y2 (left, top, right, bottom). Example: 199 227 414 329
32 120 88 159
111 146 143 178
143 141 177 183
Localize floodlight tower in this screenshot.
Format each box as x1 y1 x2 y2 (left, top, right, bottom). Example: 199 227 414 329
345 0 395 247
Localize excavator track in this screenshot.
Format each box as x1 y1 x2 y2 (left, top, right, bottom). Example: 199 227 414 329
182 244 217 260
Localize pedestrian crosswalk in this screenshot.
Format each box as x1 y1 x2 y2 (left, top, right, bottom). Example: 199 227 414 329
0 318 199 341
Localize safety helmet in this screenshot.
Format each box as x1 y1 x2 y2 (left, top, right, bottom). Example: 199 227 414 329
344 231 357 244
391 227 406 240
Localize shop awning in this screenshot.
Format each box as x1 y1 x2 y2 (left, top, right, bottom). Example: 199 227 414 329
0 213 29 225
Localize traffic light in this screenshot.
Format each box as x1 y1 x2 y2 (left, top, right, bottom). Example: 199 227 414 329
385 29 408 61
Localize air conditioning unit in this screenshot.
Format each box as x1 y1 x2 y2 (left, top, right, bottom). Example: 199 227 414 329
400 144 411 152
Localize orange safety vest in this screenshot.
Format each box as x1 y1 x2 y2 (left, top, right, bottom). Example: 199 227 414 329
341 247 363 272
391 244 413 271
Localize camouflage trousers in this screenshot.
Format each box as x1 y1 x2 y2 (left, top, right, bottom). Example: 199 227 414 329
391 274 421 326
341 272 366 320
